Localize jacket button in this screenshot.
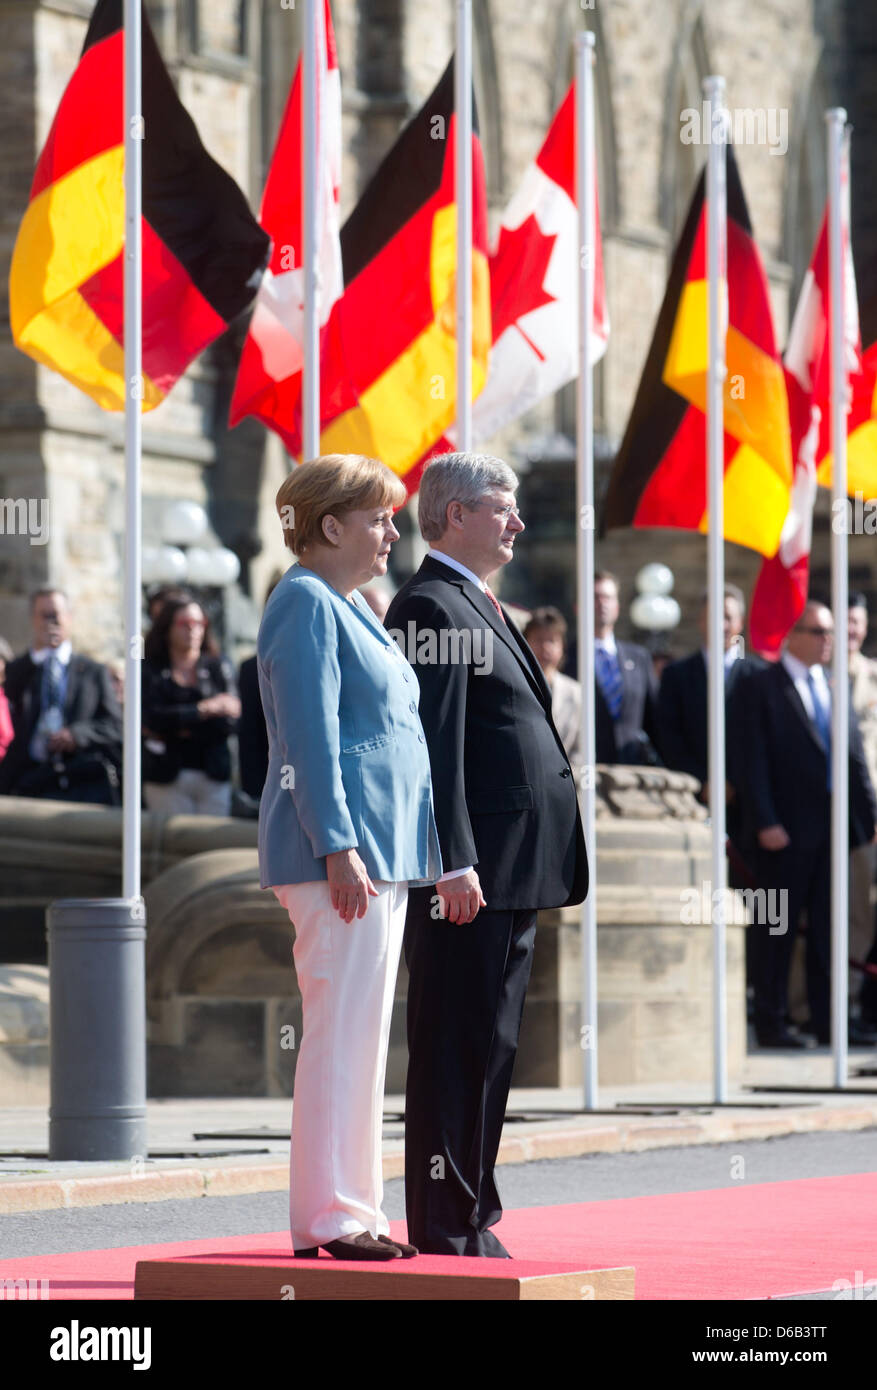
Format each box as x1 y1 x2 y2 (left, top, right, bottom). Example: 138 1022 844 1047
418 734 425 743
409 701 417 712
560 767 571 777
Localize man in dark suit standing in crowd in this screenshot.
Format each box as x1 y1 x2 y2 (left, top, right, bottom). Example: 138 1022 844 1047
736 600 877 1047
0 588 122 804
593 570 660 764
386 453 588 1257
657 583 754 803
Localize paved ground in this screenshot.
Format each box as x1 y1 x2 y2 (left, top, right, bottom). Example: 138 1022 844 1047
3 1129 876 1258
1 1048 876 1215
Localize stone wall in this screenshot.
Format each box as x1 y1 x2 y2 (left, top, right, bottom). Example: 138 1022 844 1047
0 768 751 1099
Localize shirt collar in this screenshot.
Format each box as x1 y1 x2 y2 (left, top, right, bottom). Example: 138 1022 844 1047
428 548 487 592
595 633 617 656
782 650 825 684
701 646 741 670
30 639 72 667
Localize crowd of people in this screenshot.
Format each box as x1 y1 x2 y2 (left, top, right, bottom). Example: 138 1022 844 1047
1 516 877 1069
528 575 877 1051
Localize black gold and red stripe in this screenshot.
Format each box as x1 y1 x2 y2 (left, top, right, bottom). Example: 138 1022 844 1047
10 0 268 410
603 148 791 558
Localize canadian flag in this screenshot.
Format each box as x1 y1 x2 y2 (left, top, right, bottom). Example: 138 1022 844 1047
750 131 860 657
467 82 609 443
229 0 342 445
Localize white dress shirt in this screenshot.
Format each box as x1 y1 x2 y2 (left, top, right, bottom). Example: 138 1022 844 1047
700 646 743 674
428 548 487 591
30 639 72 668
781 650 830 723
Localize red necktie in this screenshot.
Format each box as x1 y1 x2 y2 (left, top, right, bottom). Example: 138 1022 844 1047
483 586 506 624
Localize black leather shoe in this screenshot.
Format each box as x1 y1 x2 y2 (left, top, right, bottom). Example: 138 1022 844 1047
755 1029 813 1049
814 1022 877 1046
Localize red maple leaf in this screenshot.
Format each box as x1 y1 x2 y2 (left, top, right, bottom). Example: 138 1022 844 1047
489 214 558 349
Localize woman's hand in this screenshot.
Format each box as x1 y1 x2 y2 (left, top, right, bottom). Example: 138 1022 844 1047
197 693 241 719
326 848 379 922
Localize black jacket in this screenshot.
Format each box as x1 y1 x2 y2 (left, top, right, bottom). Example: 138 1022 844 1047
657 650 757 785
385 555 588 912
736 660 877 851
141 654 238 785
237 654 269 799
0 650 122 795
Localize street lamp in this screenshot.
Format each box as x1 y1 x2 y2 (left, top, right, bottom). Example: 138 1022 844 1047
630 563 681 646
142 503 241 589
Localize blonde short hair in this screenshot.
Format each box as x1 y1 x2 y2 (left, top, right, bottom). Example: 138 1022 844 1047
275 454 407 556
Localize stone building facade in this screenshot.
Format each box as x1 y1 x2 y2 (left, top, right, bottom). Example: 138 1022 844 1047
2 0 876 665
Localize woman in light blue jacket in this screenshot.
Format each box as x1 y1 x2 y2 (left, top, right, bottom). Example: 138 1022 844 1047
258 454 441 1261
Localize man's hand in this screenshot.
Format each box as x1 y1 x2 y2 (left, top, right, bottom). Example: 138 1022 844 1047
436 869 487 924
758 824 790 851
326 848 378 922
700 780 736 806
47 727 76 754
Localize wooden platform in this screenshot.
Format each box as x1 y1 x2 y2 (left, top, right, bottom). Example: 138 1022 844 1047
135 1253 635 1301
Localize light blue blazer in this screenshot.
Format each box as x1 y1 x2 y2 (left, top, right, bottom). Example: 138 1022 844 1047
256 565 442 889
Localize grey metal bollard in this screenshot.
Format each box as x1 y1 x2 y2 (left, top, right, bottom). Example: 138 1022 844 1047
47 898 147 1160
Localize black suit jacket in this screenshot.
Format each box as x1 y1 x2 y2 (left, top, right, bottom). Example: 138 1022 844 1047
736 660 877 852
0 650 123 795
385 556 588 912
657 650 755 786
595 639 660 764
237 654 269 799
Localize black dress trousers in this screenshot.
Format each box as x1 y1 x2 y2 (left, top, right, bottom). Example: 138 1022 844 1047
403 885 537 1257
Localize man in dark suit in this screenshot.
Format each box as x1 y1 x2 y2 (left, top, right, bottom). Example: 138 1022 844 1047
385 453 588 1257
593 570 660 764
736 600 877 1047
658 581 756 806
0 588 122 804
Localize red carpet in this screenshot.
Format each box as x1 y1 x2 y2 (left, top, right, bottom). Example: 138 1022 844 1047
3 1173 875 1300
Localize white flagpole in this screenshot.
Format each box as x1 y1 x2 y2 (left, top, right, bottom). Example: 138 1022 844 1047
123 0 143 906
575 32 598 1110
455 0 473 451
302 0 320 459
827 108 849 1087
704 76 728 1103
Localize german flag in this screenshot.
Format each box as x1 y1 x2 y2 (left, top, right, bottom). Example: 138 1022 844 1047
9 0 269 412
317 58 491 493
603 148 792 557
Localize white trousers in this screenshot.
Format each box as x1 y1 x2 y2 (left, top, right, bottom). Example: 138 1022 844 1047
272 878 407 1249
144 769 231 817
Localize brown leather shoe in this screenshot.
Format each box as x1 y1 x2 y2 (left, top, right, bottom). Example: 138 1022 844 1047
378 1234 418 1258
321 1232 403 1260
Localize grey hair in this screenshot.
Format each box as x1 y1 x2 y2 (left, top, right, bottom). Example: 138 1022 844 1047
418 452 519 542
